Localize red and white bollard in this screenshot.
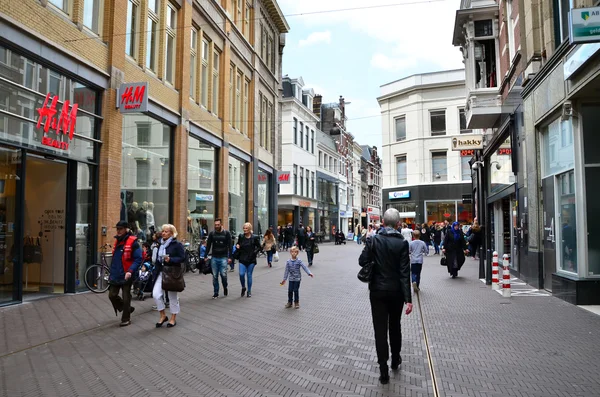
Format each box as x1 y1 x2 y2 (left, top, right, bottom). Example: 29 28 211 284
502 254 511 298
491 251 500 290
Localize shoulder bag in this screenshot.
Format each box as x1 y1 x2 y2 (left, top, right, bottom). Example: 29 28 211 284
357 261 373 283
313 243 320 254
440 255 447 267
161 263 186 292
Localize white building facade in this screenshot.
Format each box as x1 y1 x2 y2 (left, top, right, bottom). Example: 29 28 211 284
278 76 319 230
379 69 475 226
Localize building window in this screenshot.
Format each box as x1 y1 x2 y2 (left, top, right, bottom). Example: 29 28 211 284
334 159 337 173
267 101 273 152
162 125 170 146
459 108 470 133
161 158 169 187
83 0 103 34
311 130 314 153
190 28 198 98
212 48 220 115
318 151 322 166
461 156 471 181
506 0 516 61
299 122 304 148
146 0 160 72
136 122 151 146
293 118 298 145
293 165 298 194
235 71 242 130
244 3 251 40
395 116 406 141
200 39 209 107
136 159 150 187
305 126 309 151
49 0 69 14
300 167 304 196
229 65 234 125
311 171 315 198
553 0 570 46
126 0 139 58
432 152 447 181
430 110 446 136
396 155 407 185
243 79 249 135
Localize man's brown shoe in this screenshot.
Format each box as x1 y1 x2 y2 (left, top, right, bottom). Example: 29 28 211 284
285 302 293 308
294 302 300 309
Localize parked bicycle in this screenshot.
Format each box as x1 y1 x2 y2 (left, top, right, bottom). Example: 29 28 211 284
84 243 112 293
183 241 199 273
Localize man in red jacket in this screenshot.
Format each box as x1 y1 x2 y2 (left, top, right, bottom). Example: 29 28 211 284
108 221 143 326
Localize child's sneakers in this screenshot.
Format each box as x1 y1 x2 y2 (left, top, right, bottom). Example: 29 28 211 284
294 302 300 309
285 302 293 308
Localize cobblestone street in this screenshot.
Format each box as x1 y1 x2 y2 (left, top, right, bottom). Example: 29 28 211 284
1 242 600 397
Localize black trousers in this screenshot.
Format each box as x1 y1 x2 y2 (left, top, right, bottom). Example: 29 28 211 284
109 280 133 322
369 291 404 366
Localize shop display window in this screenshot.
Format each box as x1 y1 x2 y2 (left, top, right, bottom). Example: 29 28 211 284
228 157 247 236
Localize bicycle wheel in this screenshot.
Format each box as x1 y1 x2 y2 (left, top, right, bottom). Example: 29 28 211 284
186 251 199 273
84 264 111 293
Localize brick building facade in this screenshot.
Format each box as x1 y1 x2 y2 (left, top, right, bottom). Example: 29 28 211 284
0 0 288 305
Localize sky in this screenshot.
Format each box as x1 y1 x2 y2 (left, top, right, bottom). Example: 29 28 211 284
278 0 465 149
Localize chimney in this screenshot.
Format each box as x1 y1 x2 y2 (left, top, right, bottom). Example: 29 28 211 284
313 95 322 118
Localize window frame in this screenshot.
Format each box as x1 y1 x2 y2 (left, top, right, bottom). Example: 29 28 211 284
212 47 220 116
395 116 406 141
432 151 448 181
293 118 298 145
190 28 198 99
126 0 140 59
430 109 446 136
396 155 407 185
459 108 471 134
48 0 70 15
145 0 161 73
83 0 104 35
165 3 177 84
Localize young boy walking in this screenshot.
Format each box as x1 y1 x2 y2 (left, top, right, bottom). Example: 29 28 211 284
280 246 313 309
409 229 428 292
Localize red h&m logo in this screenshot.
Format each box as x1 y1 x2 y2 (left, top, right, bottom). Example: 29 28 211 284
121 85 146 110
36 93 78 150
278 173 290 183
257 173 267 182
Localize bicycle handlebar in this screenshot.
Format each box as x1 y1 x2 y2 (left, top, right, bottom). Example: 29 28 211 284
100 243 112 250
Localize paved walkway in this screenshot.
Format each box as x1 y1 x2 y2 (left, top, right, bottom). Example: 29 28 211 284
1 242 600 396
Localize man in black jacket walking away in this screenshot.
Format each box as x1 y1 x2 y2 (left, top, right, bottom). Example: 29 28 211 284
296 223 306 251
205 218 231 299
359 208 413 385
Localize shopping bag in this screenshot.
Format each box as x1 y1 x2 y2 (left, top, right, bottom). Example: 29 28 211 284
313 244 320 254
273 251 279 262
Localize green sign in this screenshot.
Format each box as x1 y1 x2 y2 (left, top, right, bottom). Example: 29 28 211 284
570 7 600 44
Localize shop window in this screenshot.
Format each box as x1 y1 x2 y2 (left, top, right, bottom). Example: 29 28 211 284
396 155 407 185
187 137 216 246
257 169 270 235
558 170 577 273
432 152 447 181
461 156 471 180
426 201 456 224
228 157 247 236
395 116 406 141
490 138 515 194
542 119 574 178
83 0 103 35
126 0 140 59
459 108 471 133
430 110 446 136
136 159 150 187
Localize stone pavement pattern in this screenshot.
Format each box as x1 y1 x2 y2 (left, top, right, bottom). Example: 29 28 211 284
1 243 600 397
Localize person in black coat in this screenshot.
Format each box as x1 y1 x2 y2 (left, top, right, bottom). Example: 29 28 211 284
358 208 413 385
419 223 431 251
153 224 186 328
432 223 443 255
442 222 469 278
233 222 262 297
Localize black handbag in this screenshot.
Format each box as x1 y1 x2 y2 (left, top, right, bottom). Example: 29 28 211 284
161 264 186 292
200 258 212 275
357 262 373 283
440 256 447 267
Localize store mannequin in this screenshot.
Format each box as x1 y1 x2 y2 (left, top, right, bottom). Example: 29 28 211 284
137 201 147 233
146 202 155 231
128 202 141 233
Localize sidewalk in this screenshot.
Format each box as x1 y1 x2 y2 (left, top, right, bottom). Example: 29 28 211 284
1 243 599 396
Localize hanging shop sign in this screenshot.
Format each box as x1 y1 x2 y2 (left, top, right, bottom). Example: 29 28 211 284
569 7 600 44
298 200 311 208
117 82 149 113
388 190 411 200
36 93 78 150
277 171 291 184
451 136 484 151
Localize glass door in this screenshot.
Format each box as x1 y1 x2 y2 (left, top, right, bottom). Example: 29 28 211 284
0 146 22 304
542 177 556 291
557 170 577 274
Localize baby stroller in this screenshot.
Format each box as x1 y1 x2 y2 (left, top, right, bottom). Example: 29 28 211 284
133 261 155 300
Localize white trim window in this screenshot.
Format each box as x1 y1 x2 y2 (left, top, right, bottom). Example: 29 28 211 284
430 110 446 136
395 116 406 141
190 28 198 99
229 64 234 126
432 151 447 181
459 108 471 134
146 0 160 72
211 48 220 115
235 71 242 130
396 155 407 185
200 39 209 107
461 156 471 181
243 79 249 135
165 3 177 84
83 0 103 34
49 0 70 14
126 0 140 59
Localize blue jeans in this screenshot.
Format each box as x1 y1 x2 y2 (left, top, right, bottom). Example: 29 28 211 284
288 280 300 303
211 257 228 295
306 249 314 265
239 263 256 293
434 243 440 254
411 263 423 287
266 250 273 264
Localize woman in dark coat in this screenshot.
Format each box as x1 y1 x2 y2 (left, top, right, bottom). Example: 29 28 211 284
467 222 482 259
420 223 431 251
432 224 443 255
305 226 316 266
442 222 468 278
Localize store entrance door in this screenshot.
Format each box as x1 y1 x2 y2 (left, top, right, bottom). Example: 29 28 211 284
542 177 556 291
23 155 67 296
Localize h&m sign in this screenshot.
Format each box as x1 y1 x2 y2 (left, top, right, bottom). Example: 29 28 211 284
36 93 78 151
117 82 149 113
277 171 291 184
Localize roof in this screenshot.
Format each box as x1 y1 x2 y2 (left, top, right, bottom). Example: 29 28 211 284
262 0 290 33
360 145 372 161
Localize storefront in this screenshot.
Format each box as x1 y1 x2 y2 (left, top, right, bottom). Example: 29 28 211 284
256 168 270 236
187 133 219 248
277 199 316 231
228 151 248 237
0 42 103 304
316 172 338 241
367 206 380 226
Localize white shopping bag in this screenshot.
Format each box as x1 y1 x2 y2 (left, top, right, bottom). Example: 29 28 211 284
273 251 280 262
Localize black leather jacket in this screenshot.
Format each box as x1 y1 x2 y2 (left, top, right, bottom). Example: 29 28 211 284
358 227 411 303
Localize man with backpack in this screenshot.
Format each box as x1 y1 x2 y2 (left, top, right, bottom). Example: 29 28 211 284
204 218 232 299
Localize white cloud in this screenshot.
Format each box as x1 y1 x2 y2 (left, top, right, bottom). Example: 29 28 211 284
370 53 418 72
280 0 463 71
298 31 332 47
